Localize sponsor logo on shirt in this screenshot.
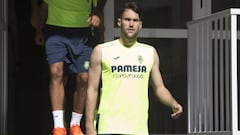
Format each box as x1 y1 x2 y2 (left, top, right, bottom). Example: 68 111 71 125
111 65 147 73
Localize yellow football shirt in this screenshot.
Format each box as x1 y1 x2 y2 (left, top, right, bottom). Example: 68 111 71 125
98 39 154 135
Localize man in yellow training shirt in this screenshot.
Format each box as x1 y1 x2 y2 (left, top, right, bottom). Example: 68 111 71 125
85 1 183 135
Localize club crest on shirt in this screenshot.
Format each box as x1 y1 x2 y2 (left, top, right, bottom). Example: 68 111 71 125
138 55 143 64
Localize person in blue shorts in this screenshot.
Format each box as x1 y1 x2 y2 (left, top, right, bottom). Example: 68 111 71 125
31 0 106 135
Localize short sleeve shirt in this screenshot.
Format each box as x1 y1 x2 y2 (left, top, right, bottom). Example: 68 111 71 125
44 0 92 27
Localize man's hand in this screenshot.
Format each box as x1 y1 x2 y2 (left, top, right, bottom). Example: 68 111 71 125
88 15 101 27
171 102 183 119
34 30 45 46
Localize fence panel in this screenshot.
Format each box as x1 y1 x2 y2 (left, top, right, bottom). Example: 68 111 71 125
187 8 240 135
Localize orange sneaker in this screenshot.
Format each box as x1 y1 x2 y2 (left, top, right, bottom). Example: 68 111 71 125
69 125 84 135
52 127 67 135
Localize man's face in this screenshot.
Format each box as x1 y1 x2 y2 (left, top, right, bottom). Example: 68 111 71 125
118 9 142 39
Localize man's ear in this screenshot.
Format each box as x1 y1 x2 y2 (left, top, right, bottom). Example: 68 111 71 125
139 21 142 29
117 18 121 27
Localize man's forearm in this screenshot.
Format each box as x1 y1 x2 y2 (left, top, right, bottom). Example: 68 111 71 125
92 0 107 15
38 2 48 31
85 87 99 128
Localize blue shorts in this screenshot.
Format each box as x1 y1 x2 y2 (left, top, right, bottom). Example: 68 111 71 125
45 35 93 73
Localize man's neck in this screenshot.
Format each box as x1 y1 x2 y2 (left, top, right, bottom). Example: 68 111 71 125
119 37 137 47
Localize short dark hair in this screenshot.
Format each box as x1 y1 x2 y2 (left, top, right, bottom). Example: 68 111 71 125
119 1 143 20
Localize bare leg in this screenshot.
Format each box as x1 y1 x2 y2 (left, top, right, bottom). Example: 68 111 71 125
69 72 88 129
73 72 88 114
49 62 65 111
